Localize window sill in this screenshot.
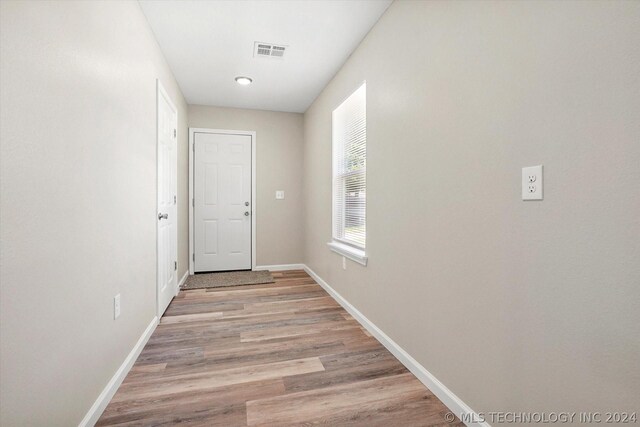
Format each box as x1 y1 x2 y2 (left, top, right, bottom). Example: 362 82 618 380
327 241 368 266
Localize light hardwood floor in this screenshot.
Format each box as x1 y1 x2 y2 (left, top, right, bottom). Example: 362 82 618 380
97 270 462 426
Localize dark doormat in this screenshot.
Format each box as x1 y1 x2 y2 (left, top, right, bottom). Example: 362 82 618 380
181 270 275 290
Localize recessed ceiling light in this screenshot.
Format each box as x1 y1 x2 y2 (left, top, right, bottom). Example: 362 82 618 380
235 76 253 86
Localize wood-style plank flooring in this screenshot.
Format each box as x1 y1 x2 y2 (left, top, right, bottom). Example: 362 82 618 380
98 270 462 426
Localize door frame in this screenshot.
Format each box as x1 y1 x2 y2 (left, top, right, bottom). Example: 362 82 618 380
188 128 257 274
156 80 179 318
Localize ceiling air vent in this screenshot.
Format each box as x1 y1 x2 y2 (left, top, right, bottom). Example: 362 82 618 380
254 42 287 59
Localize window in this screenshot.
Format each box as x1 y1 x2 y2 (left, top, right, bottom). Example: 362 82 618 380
329 82 367 265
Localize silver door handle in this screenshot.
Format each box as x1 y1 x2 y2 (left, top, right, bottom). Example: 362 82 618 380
158 213 168 220
244 211 250 216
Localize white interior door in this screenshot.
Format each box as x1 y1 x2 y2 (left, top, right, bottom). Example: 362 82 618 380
157 81 177 316
194 132 252 272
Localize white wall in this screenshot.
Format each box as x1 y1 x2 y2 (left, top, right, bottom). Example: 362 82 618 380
0 1 188 424
188 105 305 266
303 0 640 417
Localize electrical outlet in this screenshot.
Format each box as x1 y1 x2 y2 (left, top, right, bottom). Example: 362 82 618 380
275 190 285 200
114 294 121 319
342 256 347 270
522 165 543 200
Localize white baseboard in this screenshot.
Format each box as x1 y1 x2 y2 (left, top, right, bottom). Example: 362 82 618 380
303 265 489 427
254 263 305 272
178 270 189 292
79 316 159 427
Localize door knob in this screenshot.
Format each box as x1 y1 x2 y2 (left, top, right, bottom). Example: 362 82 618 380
245 201 250 206
158 213 168 220
244 211 250 216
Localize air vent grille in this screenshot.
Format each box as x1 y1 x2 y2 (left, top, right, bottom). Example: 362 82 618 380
254 42 287 59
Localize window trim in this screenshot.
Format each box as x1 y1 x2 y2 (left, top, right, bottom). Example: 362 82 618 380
329 81 367 266
327 241 368 266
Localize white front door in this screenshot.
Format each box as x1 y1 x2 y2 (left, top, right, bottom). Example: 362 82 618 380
194 132 252 272
157 81 177 316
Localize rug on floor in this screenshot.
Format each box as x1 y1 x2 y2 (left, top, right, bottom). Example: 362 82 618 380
181 270 275 290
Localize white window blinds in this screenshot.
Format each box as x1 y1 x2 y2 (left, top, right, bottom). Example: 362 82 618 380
332 83 366 249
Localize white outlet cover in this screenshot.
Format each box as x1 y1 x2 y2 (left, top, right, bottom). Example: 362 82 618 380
522 165 543 200
275 190 285 200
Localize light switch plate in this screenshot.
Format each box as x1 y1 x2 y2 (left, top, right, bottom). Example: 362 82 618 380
522 165 543 200
275 190 285 200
